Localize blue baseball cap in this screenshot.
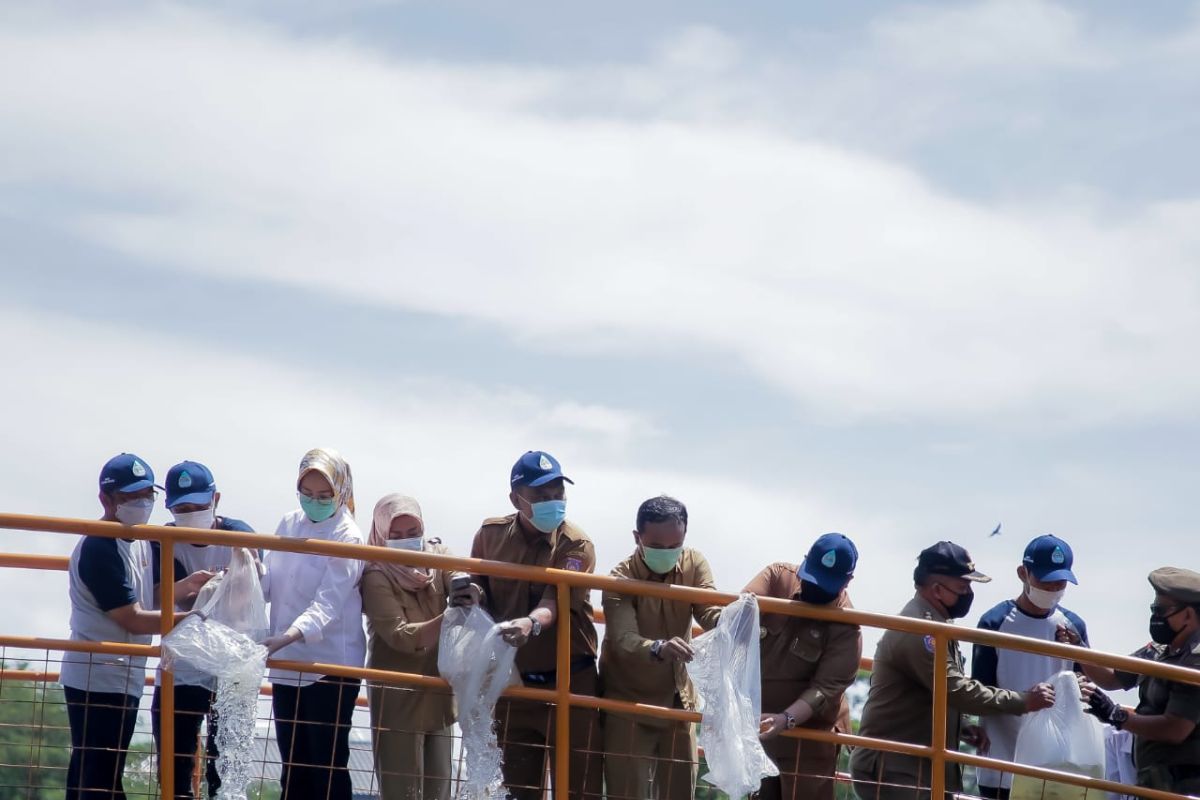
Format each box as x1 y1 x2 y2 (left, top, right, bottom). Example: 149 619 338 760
510 450 574 488
798 533 859 594
1023 534 1077 584
98 453 159 495
165 461 217 509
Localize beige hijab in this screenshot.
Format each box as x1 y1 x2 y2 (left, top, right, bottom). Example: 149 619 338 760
297 447 355 515
365 493 435 592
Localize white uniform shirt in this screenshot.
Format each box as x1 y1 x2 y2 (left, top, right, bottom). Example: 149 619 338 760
263 508 366 687
61 536 155 696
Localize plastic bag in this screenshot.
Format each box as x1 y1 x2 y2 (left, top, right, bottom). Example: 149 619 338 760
192 547 269 642
1010 670 1106 800
438 604 519 800
686 593 779 799
162 547 269 800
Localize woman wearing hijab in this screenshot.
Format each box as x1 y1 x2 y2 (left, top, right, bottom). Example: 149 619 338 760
262 448 367 800
361 494 476 800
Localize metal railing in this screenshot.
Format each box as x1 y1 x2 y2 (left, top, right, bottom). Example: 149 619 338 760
1 511 1197 800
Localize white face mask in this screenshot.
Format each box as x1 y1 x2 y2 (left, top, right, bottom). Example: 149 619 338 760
1026 583 1065 611
386 536 424 552
115 498 154 526
172 508 216 530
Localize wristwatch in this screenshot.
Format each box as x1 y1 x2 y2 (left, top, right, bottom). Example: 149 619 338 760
1110 706 1129 731
650 639 665 661
527 616 542 637
784 712 797 730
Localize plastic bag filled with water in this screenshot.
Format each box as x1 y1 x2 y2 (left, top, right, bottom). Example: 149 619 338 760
686 593 779 799
162 547 268 800
1010 670 1106 800
438 604 518 800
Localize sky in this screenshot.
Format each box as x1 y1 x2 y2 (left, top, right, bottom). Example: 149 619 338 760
3 0 1200 677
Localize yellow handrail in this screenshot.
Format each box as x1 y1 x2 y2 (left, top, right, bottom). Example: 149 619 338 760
0 512 1194 800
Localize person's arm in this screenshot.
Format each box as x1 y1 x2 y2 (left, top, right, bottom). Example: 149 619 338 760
1088 686 1199 744
468 527 493 613
761 622 862 739
1080 642 1155 691
362 572 443 654
270 539 364 652
602 561 655 659
499 537 594 647
690 554 723 632
903 630 1034 716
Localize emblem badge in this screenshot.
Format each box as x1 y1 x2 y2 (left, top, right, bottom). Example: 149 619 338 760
1051 546 1065 564
178 471 193 488
538 454 552 471
821 549 838 568
131 460 147 478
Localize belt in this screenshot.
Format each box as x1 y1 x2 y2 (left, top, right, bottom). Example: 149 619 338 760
520 656 595 685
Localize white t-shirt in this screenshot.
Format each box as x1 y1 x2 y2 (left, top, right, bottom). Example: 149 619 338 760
972 598 1090 790
61 536 155 696
263 508 366 687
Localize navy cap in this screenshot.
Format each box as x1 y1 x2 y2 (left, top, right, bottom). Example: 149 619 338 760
510 450 574 488
1023 535 1077 584
798 533 859 594
98 453 158 495
165 461 217 509
917 541 991 583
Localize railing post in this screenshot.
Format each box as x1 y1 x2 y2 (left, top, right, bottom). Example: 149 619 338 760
555 581 571 798
159 537 176 800
930 632 948 800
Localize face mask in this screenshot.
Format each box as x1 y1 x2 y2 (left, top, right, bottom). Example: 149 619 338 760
1149 608 1185 645
1025 584 1066 611
526 499 566 534
641 545 682 575
298 493 337 523
944 588 975 619
386 536 424 552
115 498 154 526
800 581 840 605
172 508 215 530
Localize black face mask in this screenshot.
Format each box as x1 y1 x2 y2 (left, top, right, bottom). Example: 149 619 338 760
1149 608 1185 645
944 588 975 619
799 581 839 605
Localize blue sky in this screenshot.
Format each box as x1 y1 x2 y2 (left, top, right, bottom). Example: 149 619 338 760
2 0 1200 663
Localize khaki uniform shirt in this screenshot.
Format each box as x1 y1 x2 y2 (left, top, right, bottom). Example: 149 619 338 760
744 563 861 759
360 541 455 732
1134 629 1200 771
599 547 723 723
853 594 1026 789
470 514 597 675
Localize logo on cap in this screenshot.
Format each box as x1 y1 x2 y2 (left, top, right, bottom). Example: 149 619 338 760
821 549 838 568
131 460 147 478
178 471 193 488
538 454 552 471
1051 546 1065 564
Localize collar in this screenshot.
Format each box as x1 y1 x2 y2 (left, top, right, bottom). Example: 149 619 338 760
514 515 558 548
912 592 949 623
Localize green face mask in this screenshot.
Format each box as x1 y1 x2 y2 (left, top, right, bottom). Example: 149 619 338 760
641 545 683 575
298 492 337 523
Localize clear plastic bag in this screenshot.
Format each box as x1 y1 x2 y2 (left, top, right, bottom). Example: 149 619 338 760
686 593 779 798
438 604 519 800
162 547 269 800
1010 670 1106 800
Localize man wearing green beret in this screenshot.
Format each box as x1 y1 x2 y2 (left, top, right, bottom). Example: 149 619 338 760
1082 567 1200 795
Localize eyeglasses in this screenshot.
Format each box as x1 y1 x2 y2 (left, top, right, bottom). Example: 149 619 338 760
298 489 335 503
1150 604 1184 617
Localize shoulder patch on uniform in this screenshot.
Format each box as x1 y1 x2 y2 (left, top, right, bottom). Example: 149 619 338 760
481 516 513 527
563 556 584 572
924 635 936 653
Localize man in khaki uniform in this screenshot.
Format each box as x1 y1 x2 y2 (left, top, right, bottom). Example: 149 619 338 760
850 541 1055 800
600 495 724 800
1083 567 1200 796
746 533 863 800
469 450 602 799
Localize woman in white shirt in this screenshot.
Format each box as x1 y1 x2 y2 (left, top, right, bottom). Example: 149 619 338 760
262 448 366 800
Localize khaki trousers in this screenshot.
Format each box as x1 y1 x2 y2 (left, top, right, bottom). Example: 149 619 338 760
758 736 840 800
370 725 452 800
602 715 696 800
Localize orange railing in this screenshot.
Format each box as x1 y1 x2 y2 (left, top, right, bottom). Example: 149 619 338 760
1 512 1197 800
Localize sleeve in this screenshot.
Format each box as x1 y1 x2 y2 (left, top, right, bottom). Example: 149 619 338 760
79 537 137 612
742 563 777 596
945 640 1027 716
219 517 255 533
289 533 365 644
690 554 723 632
1164 660 1200 723
602 563 653 659
469 527 492 613
361 572 428 654
149 540 188 586
971 604 1007 686
798 622 863 717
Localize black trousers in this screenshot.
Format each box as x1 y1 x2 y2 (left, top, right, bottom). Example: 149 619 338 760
271 676 361 800
152 684 220 800
64 687 141 800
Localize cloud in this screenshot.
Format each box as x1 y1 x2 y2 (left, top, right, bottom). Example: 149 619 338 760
4 6 1198 432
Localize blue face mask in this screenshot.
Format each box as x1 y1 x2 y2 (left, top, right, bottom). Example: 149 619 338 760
298 492 337 523
526 499 566 534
